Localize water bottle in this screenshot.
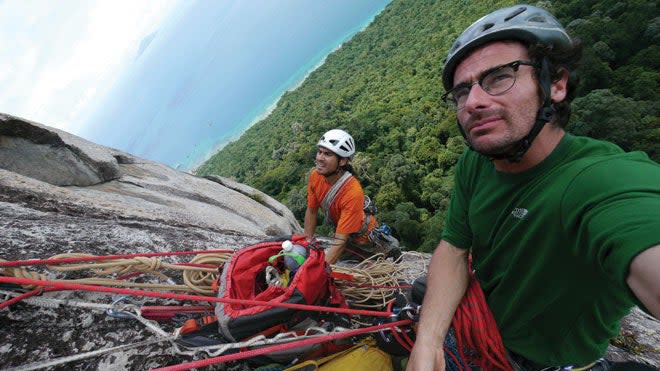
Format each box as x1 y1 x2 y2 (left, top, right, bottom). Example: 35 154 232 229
281 240 308 271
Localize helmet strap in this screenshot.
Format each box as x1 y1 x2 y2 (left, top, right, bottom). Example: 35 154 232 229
458 57 556 163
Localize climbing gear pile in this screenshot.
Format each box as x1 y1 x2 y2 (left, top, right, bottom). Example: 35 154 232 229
0 238 430 370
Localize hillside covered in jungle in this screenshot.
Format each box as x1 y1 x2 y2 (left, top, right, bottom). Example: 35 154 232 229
197 0 659 252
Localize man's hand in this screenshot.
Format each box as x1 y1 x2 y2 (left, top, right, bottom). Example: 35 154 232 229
407 340 446 371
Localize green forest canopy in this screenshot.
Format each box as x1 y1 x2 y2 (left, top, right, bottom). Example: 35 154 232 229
198 0 659 252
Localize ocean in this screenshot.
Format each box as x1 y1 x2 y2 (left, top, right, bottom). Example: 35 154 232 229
79 0 392 171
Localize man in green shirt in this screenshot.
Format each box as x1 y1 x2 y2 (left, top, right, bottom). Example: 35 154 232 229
407 4 660 371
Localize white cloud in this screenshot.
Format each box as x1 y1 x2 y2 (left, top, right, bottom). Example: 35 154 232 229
0 0 181 135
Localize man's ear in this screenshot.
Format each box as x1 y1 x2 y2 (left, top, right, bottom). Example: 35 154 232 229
551 69 569 103
339 157 349 167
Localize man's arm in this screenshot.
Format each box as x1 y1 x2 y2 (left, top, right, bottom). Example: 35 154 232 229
303 206 318 240
627 244 660 319
407 240 470 371
325 233 349 264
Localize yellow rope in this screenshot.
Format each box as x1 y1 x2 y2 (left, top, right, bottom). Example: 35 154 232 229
183 253 233 294
1 252 232 294
330 251 429 309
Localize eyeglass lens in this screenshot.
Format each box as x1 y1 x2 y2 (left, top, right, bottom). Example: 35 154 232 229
446 63 520 109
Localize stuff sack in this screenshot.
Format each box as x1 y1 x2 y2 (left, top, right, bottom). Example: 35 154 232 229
285 337 393 371
215 236 345 342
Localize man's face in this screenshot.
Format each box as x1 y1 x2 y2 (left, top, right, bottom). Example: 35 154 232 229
453 41 540 155
315 146 341 176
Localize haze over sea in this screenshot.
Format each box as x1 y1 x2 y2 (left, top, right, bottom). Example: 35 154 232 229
79 0 391 171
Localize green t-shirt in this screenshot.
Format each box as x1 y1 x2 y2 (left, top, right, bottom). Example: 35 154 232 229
442 133 660 366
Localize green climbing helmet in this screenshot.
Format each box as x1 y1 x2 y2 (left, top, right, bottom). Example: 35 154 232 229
442 4 572 90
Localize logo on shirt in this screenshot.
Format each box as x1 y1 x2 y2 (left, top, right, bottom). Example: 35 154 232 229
511 207 529 219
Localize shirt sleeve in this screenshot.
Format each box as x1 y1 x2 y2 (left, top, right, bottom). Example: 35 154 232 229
562 154 660 290
334 178 366 235
307 170 321 208
441 152 473 250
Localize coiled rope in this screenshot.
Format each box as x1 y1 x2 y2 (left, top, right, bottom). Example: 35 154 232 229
1 250 427 306
332 251 429 308
1 252 232 294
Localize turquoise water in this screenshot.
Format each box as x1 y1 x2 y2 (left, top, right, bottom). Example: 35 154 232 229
80 0 391 171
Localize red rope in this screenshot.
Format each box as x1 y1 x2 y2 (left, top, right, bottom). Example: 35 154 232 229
443 346 465 371
390 326 413 352
400 325 416 348
451 273 512 371
384 300 413 352
0 288 43 310
0 286 63 310
151 319 411 371
0 249 236 268
0 276 391 318
140 305 213 314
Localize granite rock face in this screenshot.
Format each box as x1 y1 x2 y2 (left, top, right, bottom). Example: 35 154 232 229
0 113 302 243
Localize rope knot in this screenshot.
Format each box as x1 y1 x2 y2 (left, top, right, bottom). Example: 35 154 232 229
132 257 163 272
1 258 48 289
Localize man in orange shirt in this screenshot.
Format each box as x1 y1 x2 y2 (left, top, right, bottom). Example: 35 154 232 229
304 129 399 264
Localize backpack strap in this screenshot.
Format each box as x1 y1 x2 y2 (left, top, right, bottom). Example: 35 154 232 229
320 171 353 229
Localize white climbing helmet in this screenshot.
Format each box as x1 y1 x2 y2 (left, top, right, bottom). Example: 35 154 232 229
317 129 355 158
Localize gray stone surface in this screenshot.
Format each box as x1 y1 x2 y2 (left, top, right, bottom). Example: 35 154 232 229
0 113 302 238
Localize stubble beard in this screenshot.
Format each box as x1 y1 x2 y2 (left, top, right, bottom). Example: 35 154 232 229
464 109 531 156
315 162 336 177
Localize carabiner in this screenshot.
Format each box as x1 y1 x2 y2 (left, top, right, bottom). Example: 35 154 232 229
106 296 138 319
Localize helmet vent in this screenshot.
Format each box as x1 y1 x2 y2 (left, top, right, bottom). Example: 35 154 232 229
505 6 526 21
528 15 547 23
481 23 494 31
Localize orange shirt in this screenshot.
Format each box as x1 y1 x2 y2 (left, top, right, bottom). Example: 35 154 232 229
307 169 376 242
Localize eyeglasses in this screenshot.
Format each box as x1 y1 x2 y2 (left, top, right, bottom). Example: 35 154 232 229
442 60 537 110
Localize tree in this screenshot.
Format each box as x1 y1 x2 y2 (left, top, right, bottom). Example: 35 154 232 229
374 182 404 211
569 89 642 152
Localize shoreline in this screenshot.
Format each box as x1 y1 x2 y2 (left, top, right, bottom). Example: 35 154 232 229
188 9 383 175
188 44 338 174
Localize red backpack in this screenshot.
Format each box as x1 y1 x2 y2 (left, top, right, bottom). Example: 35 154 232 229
214 236 346 341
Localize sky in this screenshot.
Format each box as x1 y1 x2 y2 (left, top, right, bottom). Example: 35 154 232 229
75 0 389 170
0 0 181 135
1 0 391 170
